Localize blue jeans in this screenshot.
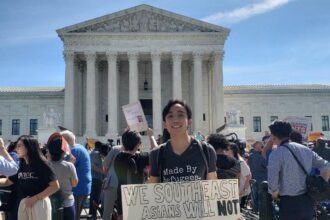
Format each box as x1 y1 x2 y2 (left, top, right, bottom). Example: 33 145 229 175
74 195 88 220
63 205 75 220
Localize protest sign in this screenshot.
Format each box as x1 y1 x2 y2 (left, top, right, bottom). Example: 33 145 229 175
122 101 148 132
283 116 312 141
121 179 240 220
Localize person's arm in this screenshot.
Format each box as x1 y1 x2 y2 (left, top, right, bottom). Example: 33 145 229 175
69 162 78 187
0 138 18 176
207 172 218 180
267 150 281 198
262 137 273 159
147 176 159 183
147 128 158 150
24 180 60 208
0 178 14 187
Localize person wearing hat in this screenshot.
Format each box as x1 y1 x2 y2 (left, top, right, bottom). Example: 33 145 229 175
47 132 78 220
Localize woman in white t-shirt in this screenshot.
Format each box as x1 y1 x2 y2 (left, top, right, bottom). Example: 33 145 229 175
227 143 252 209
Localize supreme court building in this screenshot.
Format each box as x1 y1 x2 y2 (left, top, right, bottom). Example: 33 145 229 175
0 5 330 143
57 4 229 138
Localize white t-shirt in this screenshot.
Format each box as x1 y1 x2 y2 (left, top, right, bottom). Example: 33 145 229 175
239 158 251 196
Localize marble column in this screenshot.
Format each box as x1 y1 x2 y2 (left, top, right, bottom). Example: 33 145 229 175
84 51 97 137
193 51 203 134
106 52 118 138
128 51 139 103
151 52 162 136
172 51 183 100
212 51 225 132
63 51 75 132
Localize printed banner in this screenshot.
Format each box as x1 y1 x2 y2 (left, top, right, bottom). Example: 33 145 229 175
121 179 240 220
283 116 312 141
122 101 148 133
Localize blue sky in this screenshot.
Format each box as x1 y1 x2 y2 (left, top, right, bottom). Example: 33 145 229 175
0 0 329 86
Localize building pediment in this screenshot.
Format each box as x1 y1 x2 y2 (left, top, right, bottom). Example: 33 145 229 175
57 4 229 34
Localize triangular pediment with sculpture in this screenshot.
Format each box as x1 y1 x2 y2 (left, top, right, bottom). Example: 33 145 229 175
57 5 228 34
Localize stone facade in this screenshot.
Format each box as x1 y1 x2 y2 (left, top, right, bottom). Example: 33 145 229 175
1 5 329 143
57 4 229 139
0 85 330 142
0 88 64 141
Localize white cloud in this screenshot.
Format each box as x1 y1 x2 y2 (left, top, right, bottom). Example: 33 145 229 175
203 0 292 24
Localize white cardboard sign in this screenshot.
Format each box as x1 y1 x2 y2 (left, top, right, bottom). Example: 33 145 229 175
121 179 240 220
122 101 148 133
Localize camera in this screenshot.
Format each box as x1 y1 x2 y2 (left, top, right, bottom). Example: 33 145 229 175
225 132 247 156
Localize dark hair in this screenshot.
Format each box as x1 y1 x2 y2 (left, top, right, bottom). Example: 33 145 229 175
122 129 141 151
162 99 192 122
94 141 103 150
207 133 229 151
162 128 170 143
97 142 110 157
47 138 64 162
229 143 240 160
269 120 292 139
7 141 17 153
290 130 303 144
17 135 47 165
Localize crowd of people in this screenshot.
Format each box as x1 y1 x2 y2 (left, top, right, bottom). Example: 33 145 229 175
0 99 329 220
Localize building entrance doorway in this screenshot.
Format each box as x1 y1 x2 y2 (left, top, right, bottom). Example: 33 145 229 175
140 99 153 129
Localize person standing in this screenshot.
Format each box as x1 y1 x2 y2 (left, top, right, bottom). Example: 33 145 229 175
102 144 123 220
114 129 149 220
268 120 330 220
206 133 241 179
60 130 92 220
248 140 267 212
148 99 217 183
89 141 106 220
47 132 78 220
0 135 59 220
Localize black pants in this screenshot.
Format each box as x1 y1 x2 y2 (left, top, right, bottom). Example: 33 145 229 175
89 178 103 219
279 194 313 220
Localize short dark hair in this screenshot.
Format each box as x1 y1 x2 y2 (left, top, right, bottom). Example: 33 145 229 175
269 120 292 139
207 133 229 151
229 143 240 160
48 138 64 162
7 141 17 153
290 130 303 144
122 129 141 151
162 99 192 122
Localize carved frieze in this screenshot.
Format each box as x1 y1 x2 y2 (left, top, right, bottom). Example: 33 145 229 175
70 10 217 33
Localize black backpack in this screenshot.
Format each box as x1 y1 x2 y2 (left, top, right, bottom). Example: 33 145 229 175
157 140 210 182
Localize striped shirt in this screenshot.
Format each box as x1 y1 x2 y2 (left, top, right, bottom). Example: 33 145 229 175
268 142 330 196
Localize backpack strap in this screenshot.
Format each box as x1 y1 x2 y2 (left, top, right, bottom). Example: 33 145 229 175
126 156 137 184
195 140 210 179
157 143 166 182
282 144 308 175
